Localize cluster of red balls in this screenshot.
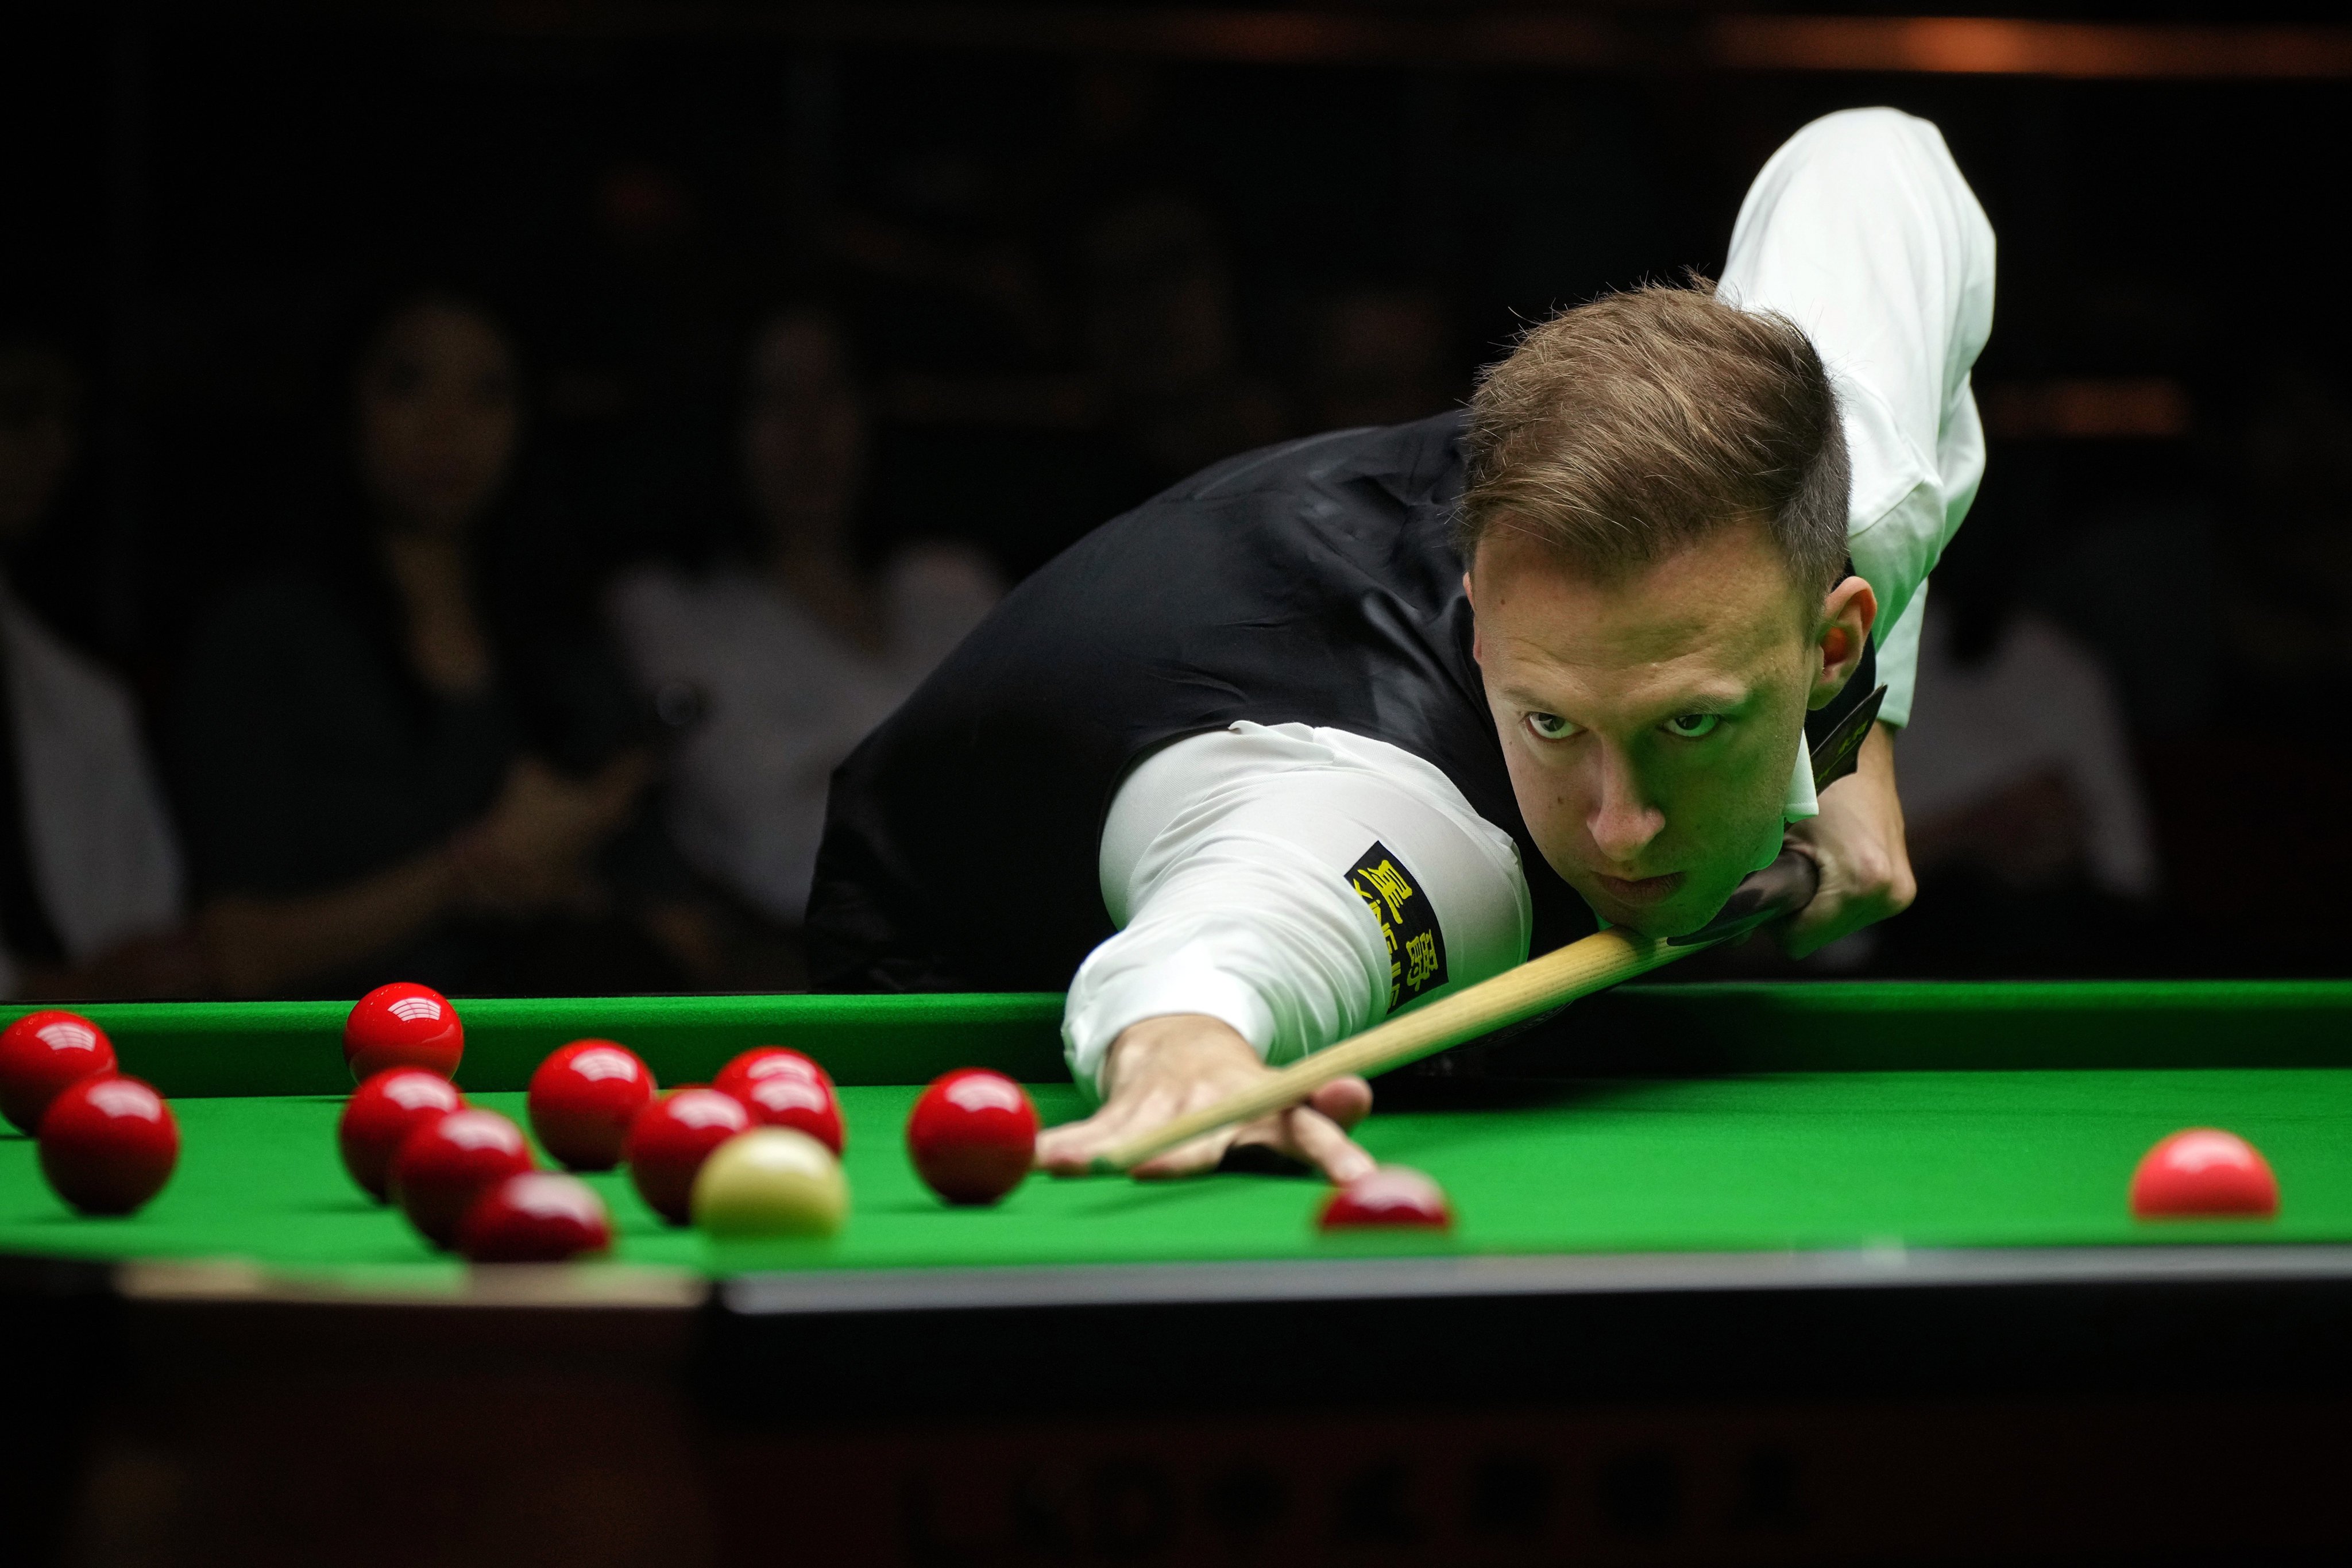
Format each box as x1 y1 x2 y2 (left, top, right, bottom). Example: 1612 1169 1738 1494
334 980 1045 1263
333 982 576 1260
0 1010 179 1215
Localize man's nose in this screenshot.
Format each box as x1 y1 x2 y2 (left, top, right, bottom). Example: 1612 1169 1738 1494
1586 745 1665 866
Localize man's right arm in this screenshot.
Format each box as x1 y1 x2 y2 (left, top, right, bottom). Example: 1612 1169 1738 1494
1037 723 1532 1180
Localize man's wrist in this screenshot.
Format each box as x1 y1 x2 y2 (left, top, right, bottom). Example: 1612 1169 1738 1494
1103 1013 1254 1097
1064 953 1277 1094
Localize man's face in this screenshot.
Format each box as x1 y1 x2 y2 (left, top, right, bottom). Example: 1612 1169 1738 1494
1470 521 1851 937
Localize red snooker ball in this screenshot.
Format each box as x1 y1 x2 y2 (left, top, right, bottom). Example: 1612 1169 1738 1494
38 1075 179 1215
457 1172 614 1263
528 1040 658 1171
391 1108 534 1249
343 982 464 1083
0 1010 118 1134
339 1069 467 1202
906 1069 1037 1206
737 1072 845 1156
2130 1127 2280 1219
624 1088 752 1225
713 1046 833 1103
1318 1167 1453 1232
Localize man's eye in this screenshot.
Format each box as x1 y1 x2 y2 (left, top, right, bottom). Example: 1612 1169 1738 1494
1662 713 1720 739
1525 712 1578 741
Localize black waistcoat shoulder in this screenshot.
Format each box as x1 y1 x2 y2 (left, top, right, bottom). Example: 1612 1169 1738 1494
806 412 1601 991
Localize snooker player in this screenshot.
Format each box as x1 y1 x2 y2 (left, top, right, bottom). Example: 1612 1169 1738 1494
809 109 1995 1181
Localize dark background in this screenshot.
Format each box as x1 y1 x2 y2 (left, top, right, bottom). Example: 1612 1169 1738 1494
7 2 2350 982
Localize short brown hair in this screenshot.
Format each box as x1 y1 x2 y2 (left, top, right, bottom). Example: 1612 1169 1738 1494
1455 279 1849 600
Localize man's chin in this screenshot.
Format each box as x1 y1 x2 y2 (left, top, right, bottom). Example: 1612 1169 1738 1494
1577 872 1752 940
1577 873 1700 938
1604 905 1709 939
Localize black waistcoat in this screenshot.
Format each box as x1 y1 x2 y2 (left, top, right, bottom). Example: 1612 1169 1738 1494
807 412 1598 992
808 412 1871 992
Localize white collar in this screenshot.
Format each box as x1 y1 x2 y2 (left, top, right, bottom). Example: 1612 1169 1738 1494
1782 732 1818 822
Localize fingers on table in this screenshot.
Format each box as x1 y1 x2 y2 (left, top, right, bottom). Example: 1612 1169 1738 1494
1035 1115 1119 1176
1215 1103 1373 1185
1308 1074 1374 1133
1131 1124 1243 1179
1282 1104 1377 1184
1035 1087 1199 1176
1035 1077 1376 1184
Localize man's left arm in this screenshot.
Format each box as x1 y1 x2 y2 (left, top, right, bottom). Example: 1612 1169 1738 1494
1782 721 1913 957
1721 107 1995 947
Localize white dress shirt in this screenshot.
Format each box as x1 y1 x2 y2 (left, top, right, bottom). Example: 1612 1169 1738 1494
1722 106 1996 731
1063 108 1995 1091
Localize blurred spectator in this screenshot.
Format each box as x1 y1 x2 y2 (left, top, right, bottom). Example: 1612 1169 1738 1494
2124 357 2352 956
1303 285 1460 432
0 330 198 999
828 144 1059 368
1899 598 2159 900
1082 195 1288 486
2218 359 2352 703
548 155 744 572
172 289 696 999
611 305 999 955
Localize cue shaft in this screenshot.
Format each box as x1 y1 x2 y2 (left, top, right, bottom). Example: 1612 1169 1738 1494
1088 845 1823 1175
1091 922 1686 1173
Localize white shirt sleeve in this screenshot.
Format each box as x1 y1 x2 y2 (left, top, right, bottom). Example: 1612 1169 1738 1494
1720 107 1996 728
1063 723 1532 1098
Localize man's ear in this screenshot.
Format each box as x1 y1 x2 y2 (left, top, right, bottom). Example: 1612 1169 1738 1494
1809 574 1878 708
1463 571 1483 665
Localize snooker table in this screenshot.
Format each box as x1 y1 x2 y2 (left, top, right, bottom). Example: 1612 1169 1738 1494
7 980 2352 1566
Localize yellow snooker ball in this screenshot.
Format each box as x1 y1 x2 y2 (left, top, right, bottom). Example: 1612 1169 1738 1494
690 1127 849 1237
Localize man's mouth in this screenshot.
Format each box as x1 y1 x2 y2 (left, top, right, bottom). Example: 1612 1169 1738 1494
1592 871 1685 906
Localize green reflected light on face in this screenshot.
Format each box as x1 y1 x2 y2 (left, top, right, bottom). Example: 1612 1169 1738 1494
1468 520 1816 938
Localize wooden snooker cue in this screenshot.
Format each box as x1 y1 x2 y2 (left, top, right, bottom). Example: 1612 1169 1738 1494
1088 845 1821 1174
